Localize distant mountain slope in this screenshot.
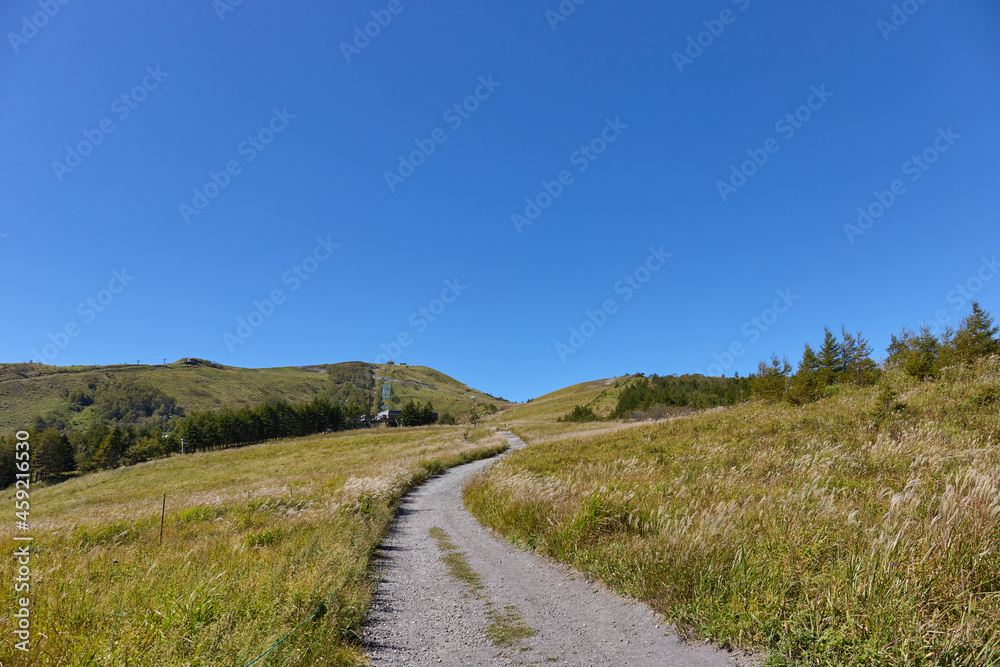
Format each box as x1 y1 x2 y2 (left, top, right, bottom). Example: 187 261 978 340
504 376 629 423
0 360 512 430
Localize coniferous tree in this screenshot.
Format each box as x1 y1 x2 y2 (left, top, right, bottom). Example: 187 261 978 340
751 354 792 402
400 400 421 426
90 427 130 470
35 428 76 481
841 327 878 385
420 401 436 425
936 325 958 370
886 328 914 368
952 301 1000 364
0 434 18 489
839 329 856 376
817 327 842 387
788 344 821 404
889 325 941 380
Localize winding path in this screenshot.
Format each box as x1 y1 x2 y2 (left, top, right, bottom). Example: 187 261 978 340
364 432 756 666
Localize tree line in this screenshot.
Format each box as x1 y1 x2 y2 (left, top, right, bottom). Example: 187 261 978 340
751 302 998 403
0 395 371 490
559 301 999 421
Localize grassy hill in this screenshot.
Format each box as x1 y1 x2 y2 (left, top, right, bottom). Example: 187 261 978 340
489 376 626 422
0 426 507 665
0 360 513 430
467 359 1000 666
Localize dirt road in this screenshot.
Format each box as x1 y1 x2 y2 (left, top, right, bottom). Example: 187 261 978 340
364 432 754 666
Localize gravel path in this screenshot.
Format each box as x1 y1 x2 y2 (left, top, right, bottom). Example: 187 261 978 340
364 432 757 666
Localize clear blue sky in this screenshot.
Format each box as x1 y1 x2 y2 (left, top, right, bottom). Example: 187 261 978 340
2 0 998 402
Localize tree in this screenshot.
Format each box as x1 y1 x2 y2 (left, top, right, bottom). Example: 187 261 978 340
420 401 437 425
90 427 132 470
0 434 17 489
816 327 842 387
558 405 600 422
751 354 792 402
951 301 1000 364
887 326 940 380
400 400 421 426
35 428 76 481
841 327 878 385
788 344 821 404
400 401 436 426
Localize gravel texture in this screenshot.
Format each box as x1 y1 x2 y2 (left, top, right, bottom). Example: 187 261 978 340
364 432 760 666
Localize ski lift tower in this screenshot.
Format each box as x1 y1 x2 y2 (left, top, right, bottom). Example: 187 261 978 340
381 382 391 410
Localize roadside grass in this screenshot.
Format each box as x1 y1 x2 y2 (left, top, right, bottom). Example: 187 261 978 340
1 426 506 665
467 360 1000 666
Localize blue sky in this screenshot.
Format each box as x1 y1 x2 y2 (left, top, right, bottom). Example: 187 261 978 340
2 0 998 403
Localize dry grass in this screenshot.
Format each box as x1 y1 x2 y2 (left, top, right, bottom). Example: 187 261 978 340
467 360 1000 666
1 426 506 665
480 376 629 438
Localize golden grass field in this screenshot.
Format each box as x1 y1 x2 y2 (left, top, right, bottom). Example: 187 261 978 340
1 426 505 666
467 361 1000 666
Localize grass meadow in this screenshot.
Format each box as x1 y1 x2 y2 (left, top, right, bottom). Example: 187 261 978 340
466 361 1000 666
1 426 505 666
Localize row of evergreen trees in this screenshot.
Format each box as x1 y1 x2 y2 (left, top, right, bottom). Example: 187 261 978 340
752 326 878 403
886 302 999 380
1 392 458 489
0 428 75 487
0 395 370 489
399 400 438 426
610 374 751 418
174 396 353 455
751 302 999 403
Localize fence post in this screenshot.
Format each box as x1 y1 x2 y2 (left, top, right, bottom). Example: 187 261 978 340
159 493 166 545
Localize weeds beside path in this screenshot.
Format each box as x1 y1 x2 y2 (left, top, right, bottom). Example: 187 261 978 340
0 426 506 666
467 365 1000 666
365 431 746 666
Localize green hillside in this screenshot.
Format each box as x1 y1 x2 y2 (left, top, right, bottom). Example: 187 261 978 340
0 359 513 430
